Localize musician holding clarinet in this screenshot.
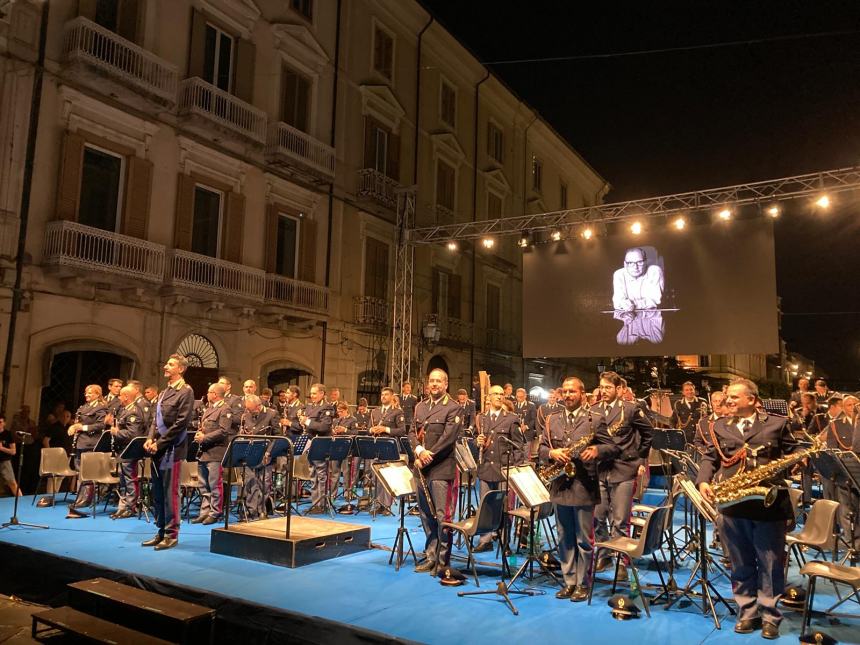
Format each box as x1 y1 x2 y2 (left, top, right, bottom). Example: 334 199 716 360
409 368 462 583
191 383 234 526
66 385 108 519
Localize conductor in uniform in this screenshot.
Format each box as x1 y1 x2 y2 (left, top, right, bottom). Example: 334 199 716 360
697 378 799 639
143 354 194 550
192 383 234 525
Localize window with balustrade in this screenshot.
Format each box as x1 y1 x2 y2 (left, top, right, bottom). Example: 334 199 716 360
363 236 389 300
440 79 457 129
191 185 222 259
435 160 456 211
363 118 400 181
188 9 255 103
281 65 311 133
81 0 140 43
203 22 234 92
275 213 299 279
79 145 125 233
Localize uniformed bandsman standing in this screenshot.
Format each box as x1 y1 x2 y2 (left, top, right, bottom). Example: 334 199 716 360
536 388 562 438
473 384 524 552
301 383 335 514
279 385 304 442
66 385 108 518
105 378 124 422
400 382 418 427
592 371 653 578
410 368 463 582
456 389 476 435
241 394 279 519
110 384 149 519
670 381 709 446
545 377 612 601
192 383 234 525
369 388 406 514
693 391 727 457
698 378 799 640
143 354 194 550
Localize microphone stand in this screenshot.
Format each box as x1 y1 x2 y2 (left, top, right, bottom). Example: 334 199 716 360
1 432 48 530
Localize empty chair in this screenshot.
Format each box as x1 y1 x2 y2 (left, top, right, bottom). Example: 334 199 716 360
799 560 860 638
179 460 200 521
32 448 76 506
79 452 120 518
787 499 840 569
440 489 507 586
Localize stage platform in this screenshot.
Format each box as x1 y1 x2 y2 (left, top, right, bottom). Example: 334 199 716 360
0 494 856 645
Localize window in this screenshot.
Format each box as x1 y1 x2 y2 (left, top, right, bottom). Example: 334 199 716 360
432 269 461 319
487 122 503 164
436 160 456 211
93 0 138 41
282 66 311 132
203 23 234 91
275 213 299 278
373 25 394 80
78 145 124 232
560 183 568 209
364 236 389 299
363 118 400 181
191 185 222 258
486 283 501 330
440 80 456 128
531 157 542 192
290 0 313 20
371 126 388 174
487 191 502 219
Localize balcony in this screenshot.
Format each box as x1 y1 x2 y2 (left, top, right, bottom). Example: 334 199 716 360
483 327 521 355
265 273 329 315
61 17 179 106
353 296 390 330
168 249 265 301
357 169 399 210
43 220 166 283
437 316 473 346
178 77 267 145
0 213 19 259
266 121 335 183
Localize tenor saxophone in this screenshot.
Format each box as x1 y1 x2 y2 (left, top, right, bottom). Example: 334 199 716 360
712 440 822 511
538 429 595 486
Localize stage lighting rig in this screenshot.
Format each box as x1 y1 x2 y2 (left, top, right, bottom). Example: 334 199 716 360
446 240 458 251
767 205 780 218
815 194 830 209
718 208 732 220
581 227 593 240
672 216 686 230
481 237 495 249
517 231 533 248
551 230 562 242
630 221 642 235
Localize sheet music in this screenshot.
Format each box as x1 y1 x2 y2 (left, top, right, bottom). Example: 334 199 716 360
506 465 550 507
376 463 417 497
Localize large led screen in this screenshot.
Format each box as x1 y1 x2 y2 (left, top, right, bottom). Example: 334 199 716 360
523 218 779 357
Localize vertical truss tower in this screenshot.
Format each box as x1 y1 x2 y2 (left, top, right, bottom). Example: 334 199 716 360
389 187 416 389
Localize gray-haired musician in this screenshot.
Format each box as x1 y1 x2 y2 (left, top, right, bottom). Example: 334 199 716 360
192 383 233 525
110 384 149 519
241 394 279 519
66 384 108 518
697 378 799 639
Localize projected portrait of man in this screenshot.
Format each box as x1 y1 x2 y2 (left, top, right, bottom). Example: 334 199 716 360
612 247 665 345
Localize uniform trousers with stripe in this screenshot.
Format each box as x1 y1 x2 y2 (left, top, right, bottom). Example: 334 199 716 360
116 460 139 512
197 460 224 519
594 473 635 560
418 478 456 565
151 458 181 539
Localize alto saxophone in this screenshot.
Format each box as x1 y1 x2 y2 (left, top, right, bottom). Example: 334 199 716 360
712 439 822 511
538 429 595 486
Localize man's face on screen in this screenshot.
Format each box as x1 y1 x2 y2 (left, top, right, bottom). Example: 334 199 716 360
624 250 646 278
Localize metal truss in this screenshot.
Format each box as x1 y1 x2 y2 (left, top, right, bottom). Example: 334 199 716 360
407 166 860 244
389 187 416 389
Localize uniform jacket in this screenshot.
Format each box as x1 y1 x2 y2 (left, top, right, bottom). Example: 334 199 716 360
513 400 537 441
475 409 523 482
303 401 334 436
333 415 357 435
671 397 709 435
409 394 462 481
813 412 854 450
114 399 149 450
400 393 418 426
536 402 562 436
74 400 109 451
353 410 372 434
693 414 720 455
147 380 194 462
198 400 235 462
696 412 799 520
105 393 123 421
283 400 305 437
224 394 245 433
458 399 477 432
370 405 407 438
595 399 654 484
241 406 279 436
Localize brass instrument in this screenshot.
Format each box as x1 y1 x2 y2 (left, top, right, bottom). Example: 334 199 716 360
712 440 822 511
411 421 437 517
607 406 625 436
538 428 595 486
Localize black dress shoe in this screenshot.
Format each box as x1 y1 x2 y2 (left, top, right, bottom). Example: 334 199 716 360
141 534 164 547
594 557 613 573
191 515 209 524
414 560 436 573
154 538 178 551
202 516 219 525
556 585 577 599
66 509 88 519
36 496 54 508
734 617 762 634
117 509 136 519
570 587 589 602
761 622 779 640
473 542 493 553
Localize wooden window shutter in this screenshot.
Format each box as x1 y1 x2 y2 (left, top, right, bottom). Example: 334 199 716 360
122 156 152 239
118 0 140 43
448 273 461 319
363 117 376 169
431 268 440 314
264 204 279 274
173 173 195 251
299 216 316 282
234 39 256 102
387 133 400 181
222 191 245 263
187 8 208 78
78 0 98 20
56 131 85 221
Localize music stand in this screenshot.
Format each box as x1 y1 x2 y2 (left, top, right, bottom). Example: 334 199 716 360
836 451 860 563
455 438 478 521
373 461 419 570
307 437 353 517
263 436 294 538
813 450 860 562
119 437 152 522
762 399 789 416
221 437 269 528
354 436 400 518
1 431 48 531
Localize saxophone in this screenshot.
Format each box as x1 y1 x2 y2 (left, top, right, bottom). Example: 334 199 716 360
538 429 595 486
712 439 822 511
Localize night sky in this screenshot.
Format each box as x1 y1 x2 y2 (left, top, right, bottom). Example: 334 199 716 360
422 0 860 386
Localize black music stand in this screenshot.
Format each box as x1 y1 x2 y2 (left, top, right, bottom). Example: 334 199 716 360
399 437 421 516
813 450 860 562
372 461 418 571
1 432 48 531
262 436 294 538
93 431 113 453
837 451 860 563
119 437 152 522
354 436 400 518
455 438 479 521
307 437 352 517
221 437 269 528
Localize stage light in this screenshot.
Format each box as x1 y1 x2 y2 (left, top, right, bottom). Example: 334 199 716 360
446 240 458 251
517 236 528 248
815 194 830 209
582 227 593 240
551 230 562 242
673 216 686 230
767 205 780 218
481 237 495 249
630 221 642 235
718 208 732 220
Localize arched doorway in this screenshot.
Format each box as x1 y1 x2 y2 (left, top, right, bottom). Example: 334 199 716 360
267 368 313 398
427 355 449 377
177 333 219 398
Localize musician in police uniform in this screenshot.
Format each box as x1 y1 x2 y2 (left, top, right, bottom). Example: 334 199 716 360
192 383 234 525
592 371 653 577
814 379 834 409
278 385 304 441
410 368 462 580
671 381 709 445
240 394 279 519
400 382 418 426
473 384 524 552
513 388 537 442
105 378 123 420
545 377 612 601
110 384 149 519
143 354 194 550
301 383 335 514
368 387 406 514
693 391 727 457
536 388 562 438
66 385 108 518
456 389 476 435
697 378 799 639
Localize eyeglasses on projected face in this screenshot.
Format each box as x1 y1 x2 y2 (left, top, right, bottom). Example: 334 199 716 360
624 260 645 266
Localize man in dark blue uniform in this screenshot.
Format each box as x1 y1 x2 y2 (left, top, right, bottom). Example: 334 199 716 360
66 385 108 518
143 354 194 550
110 384 149 519
400 382 418 427
670 381 709 445
698 378 799 639
301 383 335 513
369 387 406 513
241 394 279 519
192 383 234 525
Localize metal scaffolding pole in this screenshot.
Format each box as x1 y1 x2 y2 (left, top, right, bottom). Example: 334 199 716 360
389 187 416 389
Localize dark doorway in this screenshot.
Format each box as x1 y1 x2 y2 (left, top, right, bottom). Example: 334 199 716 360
357 370 386 407
38 350 129 423
267 368 312 398
183 367 218 401
427 355 450 378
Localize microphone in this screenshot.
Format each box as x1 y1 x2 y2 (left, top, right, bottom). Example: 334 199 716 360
14 431 32 437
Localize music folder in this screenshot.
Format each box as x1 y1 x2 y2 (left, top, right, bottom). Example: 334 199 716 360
504 464 550 508
372 462 417 498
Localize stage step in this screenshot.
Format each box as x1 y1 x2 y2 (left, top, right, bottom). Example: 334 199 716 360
68 577 215 644
31 606 172 644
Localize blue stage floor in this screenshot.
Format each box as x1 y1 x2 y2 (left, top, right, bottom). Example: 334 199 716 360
0 493 856 644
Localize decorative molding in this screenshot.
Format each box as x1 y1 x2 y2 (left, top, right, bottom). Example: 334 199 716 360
193 0 260 39
359 84 405 134
178 136 248 191
483 168 511 196
271 23 329 73
265 172 321 215
430 132 465 167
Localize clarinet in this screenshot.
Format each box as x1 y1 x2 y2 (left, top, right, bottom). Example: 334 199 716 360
411 421 437 517
72 410 82 451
